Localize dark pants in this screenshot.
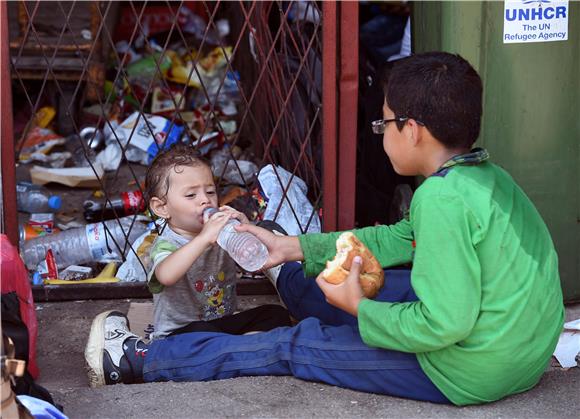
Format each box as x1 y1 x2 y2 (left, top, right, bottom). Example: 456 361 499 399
168 304 292 336
144 263 450 404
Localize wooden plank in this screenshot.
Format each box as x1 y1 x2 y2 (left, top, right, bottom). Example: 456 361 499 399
11 56 87 71
9 42 93 52
32 282 152 302
32 280 276 302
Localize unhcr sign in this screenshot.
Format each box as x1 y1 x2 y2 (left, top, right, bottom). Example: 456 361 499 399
504 0 569 43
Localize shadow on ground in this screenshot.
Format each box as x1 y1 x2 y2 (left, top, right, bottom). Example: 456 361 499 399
36 299 580 418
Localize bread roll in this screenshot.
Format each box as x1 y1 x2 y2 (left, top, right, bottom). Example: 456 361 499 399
321 232 385 298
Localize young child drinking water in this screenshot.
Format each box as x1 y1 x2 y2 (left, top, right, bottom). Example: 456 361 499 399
144 144 290 341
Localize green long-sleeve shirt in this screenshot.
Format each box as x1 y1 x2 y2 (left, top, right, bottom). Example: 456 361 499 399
299 158 564 405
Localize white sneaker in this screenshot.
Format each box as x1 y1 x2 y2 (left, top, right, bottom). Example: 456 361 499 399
85 311 145 387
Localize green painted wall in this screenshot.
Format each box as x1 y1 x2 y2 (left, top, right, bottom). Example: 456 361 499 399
413 1 579 301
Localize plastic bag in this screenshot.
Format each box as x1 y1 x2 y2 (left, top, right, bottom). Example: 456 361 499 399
223 160 257 185
258 165 321 235
116 230 157 282
95 142 122 171
18 127 66 164
115 112 184 164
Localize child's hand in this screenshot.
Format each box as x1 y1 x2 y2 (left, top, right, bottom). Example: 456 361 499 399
198 210 232 245
315 256 365 316
219 205 250 224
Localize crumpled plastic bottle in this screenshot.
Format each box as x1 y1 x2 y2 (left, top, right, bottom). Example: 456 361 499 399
21 216 150 270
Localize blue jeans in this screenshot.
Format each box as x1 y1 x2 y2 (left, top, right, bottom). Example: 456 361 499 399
143 263 450 404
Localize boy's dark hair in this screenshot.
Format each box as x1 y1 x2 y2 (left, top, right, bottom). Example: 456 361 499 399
384 52 483 149
145 143 212 204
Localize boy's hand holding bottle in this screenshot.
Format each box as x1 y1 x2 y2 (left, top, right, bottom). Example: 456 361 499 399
203 206 268 272
234 223 304 269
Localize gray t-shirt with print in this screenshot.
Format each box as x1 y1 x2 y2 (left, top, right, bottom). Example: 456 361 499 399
147 226 238 340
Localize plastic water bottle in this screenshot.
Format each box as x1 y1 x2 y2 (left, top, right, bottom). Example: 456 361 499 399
16 182 62 213
21 216 149 270
203 207 268 272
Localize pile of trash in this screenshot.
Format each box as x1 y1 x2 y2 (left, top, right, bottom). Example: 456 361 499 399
19 5 243 182
14 4 321 287
18 163 321 285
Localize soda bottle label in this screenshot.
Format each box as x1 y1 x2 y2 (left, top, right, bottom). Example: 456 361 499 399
121 190 145 214
85 223 115 260
45 249 59 280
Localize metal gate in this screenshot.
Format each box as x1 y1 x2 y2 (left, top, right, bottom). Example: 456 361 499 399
0 1 358 284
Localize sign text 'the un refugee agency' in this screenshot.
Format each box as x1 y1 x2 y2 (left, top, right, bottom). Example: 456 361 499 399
504 0 569 44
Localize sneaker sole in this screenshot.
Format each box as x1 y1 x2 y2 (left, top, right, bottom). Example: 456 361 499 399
84 310 128 388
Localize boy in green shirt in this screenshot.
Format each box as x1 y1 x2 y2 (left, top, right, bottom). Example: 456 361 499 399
85 52 564 405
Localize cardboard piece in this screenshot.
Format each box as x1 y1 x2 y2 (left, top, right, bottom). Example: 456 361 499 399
30 164 105 188
127 301 154 341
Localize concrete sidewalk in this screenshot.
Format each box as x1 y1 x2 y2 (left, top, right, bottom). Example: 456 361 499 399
36 298 580 418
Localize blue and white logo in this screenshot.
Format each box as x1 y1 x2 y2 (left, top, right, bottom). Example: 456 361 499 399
504 0 569 44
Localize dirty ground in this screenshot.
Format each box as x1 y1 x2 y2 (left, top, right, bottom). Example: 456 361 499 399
35 297 580 418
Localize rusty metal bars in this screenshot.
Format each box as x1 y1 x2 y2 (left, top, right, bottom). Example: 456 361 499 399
2 1 359 255
322 0 337 233
337 1 358 231
322 1 358 231
1 1 18 245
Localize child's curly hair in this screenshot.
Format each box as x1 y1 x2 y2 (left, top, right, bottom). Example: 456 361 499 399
145 143 212 205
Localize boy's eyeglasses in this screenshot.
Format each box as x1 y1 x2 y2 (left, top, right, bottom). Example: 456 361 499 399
371 116 425 134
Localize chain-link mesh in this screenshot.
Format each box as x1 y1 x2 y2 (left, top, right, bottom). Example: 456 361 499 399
8 1 323 281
